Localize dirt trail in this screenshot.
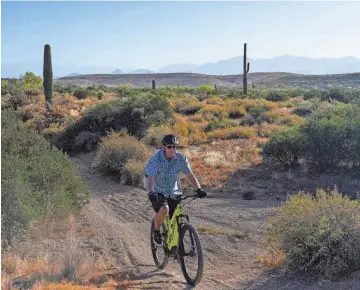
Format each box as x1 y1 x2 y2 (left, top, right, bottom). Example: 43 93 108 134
71 152 360 290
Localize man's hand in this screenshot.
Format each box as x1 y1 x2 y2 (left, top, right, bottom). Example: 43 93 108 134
148 192 158 202
195 188 207 198
148 192 165 202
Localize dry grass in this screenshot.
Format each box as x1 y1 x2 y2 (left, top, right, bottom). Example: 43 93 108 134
256 248 287 268
197 225 231 235
207 126 257 141
199 104 228 120
256 123 288 138
181 140 262 188
1 214 116 290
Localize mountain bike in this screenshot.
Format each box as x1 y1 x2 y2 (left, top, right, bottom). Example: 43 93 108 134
150 193 204 286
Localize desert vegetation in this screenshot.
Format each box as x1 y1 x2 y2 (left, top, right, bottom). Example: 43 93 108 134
2 73 360 288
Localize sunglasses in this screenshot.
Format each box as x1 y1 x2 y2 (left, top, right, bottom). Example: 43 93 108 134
165 145 177 149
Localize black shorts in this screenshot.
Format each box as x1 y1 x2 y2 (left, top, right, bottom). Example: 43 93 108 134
151 195 181 220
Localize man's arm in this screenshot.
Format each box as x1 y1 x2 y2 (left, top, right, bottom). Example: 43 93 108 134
186 172 201 189
146 175 156 193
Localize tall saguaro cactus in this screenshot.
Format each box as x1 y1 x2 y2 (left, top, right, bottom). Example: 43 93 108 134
243 43 250 95
43 44 53 109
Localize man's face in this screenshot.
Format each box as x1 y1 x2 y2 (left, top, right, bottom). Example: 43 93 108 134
164 144 177 159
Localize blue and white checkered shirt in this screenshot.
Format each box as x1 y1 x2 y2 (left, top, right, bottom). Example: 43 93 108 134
144 150 192 197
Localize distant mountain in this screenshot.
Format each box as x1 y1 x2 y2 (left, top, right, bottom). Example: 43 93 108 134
128 69 156 74
158 55 360 75
2 55 360 78
67 72 80 77
158 63 199 73
112 69 124 74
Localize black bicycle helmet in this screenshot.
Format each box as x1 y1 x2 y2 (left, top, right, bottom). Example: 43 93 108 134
162 134 179 146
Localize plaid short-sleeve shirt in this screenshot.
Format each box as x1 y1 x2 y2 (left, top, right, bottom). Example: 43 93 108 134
144 150 192 197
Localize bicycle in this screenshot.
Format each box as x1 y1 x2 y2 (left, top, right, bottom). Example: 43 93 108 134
150 192 204 286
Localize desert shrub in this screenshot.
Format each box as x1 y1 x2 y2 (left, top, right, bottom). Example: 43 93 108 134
195 84 215 97
268 188 360 278
301 104 360 170
93 132 148 175
2 83 30 110
304 89 324 100
74 131 101 152
199 104 228 120
53 94 77 108
54 84 78 94
205 118 237 132
41 126 64 146
261 126 305 168
73 88 91 100
277 114 304 126
262 104 360 171
246 105 269 119
56 94 172 152
292 106 313 117
142 126 171 147
264 90 290 102
239 114 256 126
321 88 348 103
206 96 223 105
173 98 203 115
123 159 145 186
256 124 287 138
208 126 256 140
260 111 285 124
187 114 203 123
228 105 246 119
116 84 136 98
97 91 104 100
1 111 89 247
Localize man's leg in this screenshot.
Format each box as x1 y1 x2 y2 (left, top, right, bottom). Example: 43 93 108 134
154 205 169 230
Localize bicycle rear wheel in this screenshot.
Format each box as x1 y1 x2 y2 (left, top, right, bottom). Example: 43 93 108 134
150 218 169 269
178 222 204 286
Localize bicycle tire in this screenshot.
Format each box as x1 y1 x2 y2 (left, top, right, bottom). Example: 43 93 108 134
178 222 204 286
150 218 169 269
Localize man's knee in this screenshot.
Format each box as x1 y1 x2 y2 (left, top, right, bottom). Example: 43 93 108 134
158 205 169 216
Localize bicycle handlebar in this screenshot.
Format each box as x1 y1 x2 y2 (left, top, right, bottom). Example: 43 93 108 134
153 192 200 201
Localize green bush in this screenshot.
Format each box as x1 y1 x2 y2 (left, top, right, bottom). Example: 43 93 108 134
264 90 289 102
1 83 30 110
268 188 360 278
302 104 360 170
1 111 89 246
240 114 256 126
304 89 325 100
205 118 236 132
292 106 313 117
321 88 349 103
97 91 104 100
93 132 148 175
262 103 360 171
261 126 305 168
56 94 172 152
73 88 91 99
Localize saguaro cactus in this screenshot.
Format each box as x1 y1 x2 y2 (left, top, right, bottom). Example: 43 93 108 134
243 43 250 95
152 79 156 90
43 44 53 108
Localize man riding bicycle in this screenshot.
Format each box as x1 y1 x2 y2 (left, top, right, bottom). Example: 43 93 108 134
144 134 207 246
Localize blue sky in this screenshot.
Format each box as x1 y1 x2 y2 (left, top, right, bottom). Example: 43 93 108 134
1 1 360 72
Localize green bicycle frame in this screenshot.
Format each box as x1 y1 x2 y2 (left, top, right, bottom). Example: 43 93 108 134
165 202 188 251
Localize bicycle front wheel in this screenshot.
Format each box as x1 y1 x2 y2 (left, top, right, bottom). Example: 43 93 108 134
150 218 169 269
179 222 204 286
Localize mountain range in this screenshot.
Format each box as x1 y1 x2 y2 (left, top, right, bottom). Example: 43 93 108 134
2 55 360 78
